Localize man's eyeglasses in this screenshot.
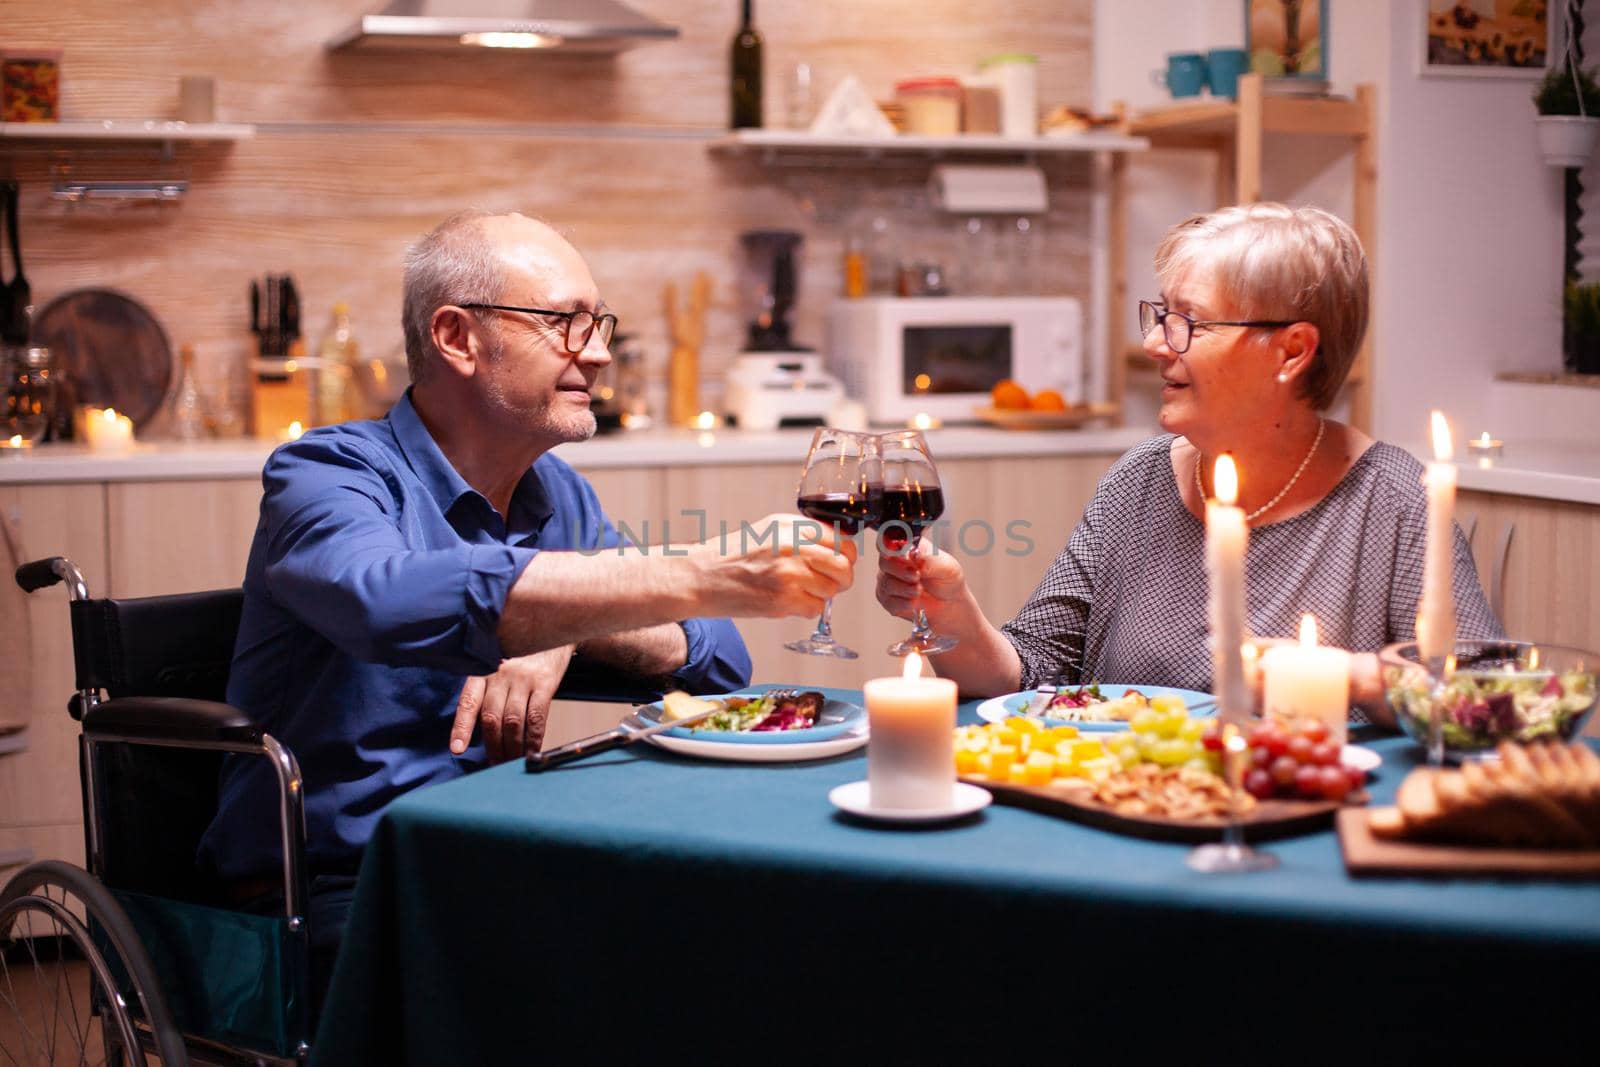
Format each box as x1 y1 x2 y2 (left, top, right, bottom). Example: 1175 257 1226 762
1137 300 1296 355
460 303 618 354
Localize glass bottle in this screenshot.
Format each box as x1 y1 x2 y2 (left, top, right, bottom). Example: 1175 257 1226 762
730 0 763 128
4 345 55 442
315 302 359 425
171 344 205 441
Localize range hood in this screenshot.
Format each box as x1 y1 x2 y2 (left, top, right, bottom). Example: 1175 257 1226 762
328 0 679 53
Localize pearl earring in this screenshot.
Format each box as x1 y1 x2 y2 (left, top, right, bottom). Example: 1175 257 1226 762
1277 372 1289 383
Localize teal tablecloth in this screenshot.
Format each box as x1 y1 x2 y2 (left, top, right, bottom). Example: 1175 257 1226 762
313 689 1599 1064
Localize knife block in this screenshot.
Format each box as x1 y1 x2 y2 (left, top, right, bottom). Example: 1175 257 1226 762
250 346 311 438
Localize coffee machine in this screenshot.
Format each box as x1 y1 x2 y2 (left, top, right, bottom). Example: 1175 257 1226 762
724 230 843 431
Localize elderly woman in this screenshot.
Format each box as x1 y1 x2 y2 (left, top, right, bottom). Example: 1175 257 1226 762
877 202 1500 723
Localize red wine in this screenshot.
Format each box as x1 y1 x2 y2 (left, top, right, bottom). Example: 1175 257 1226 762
874 485 944 549
797 492 874 535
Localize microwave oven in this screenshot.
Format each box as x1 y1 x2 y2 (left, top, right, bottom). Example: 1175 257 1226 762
826 296 1083 425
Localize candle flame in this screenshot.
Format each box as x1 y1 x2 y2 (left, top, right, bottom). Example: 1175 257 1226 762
7 435 19 447
693 411 718 430
287 421 304 440
1529 647 1540 671
902 651 924 679
1214 453 1238 506
1430 410 1453 462
1478 431 1492 446
102 408 118 423
1298 613 1319 647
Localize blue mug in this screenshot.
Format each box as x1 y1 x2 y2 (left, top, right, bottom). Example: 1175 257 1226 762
1206 47 1249 100
1153 53 1208 98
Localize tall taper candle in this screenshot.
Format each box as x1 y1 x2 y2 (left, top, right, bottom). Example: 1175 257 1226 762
1419 410 1456 664
1206 454 1251 724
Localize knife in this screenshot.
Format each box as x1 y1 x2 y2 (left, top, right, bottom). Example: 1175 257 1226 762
524 703 725 773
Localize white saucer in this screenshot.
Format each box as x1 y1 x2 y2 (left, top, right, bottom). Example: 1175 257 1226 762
828 780 992 824
1341 744 1382 774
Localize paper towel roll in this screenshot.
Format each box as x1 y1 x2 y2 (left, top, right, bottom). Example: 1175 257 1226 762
928 164 1047 214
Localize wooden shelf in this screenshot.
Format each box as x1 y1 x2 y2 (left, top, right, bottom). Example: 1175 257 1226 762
0 120 256 143
709 128 1149 157
1129 93 1368 143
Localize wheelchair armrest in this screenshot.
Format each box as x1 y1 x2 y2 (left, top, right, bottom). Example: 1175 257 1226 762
83 696 263 747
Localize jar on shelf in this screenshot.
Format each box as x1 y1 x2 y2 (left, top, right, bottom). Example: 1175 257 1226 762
894 78 962 136
3 345 56 442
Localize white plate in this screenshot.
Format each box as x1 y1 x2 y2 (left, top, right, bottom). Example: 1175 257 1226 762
1341 744 1381 774
975 684 1217 732
828 779 992 823
645 726 869 763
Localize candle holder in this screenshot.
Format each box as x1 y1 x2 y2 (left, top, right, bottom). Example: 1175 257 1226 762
1465 434 1503 468
1186 726 1278 874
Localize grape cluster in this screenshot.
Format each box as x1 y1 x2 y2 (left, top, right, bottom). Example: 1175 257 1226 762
1204 717 1365 802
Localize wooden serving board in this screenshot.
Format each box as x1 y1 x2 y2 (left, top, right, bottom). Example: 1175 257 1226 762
962 776 1346 843
1337 809 1600 879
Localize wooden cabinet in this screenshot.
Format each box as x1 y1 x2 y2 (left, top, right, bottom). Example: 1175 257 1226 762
1458 490 1600 652
1118 74 1377 428
107 479 265 597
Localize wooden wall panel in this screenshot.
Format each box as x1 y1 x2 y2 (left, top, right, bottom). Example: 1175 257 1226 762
6 0 1096 431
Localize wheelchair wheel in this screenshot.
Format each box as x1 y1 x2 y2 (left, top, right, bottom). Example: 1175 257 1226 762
1 860 188 1066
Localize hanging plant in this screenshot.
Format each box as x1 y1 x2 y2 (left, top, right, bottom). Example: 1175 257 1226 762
1533 26 1600 167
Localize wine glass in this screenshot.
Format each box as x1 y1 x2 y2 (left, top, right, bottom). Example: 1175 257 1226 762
1186 724 1279 873
874 430 957 657
786 428 877 659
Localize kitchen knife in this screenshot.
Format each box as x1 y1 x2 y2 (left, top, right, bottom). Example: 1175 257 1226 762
281 275 300 344
524 702 725 773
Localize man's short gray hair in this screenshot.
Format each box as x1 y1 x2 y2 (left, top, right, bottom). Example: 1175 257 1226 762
401 210 507 384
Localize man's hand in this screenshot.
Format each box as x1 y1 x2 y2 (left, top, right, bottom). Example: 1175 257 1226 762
451 644 575 763
876 537 969 626
692 513 857 619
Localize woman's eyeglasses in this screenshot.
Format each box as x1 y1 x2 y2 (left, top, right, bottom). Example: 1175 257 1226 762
461 303 618 354
1137 300 1295 355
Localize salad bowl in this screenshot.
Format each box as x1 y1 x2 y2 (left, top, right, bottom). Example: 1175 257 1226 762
1379 640 1598 760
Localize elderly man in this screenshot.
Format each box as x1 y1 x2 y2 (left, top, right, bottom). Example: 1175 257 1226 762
200 210 854 1009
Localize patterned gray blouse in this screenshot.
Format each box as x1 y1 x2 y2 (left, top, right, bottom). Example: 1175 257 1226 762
1001 435 1503 692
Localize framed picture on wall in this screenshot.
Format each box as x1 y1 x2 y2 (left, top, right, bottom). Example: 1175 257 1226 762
1246 0 1330 83
1421 0 1556 77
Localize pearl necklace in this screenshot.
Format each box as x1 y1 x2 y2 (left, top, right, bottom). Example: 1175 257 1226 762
1194 418 1325 523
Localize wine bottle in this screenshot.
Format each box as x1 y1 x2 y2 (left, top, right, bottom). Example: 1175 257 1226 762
730 0 763 129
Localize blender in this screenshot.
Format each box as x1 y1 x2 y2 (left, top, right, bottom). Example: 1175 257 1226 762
724 230 843 431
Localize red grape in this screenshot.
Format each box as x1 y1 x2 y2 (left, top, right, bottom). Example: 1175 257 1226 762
1251 746 1274 770
1344 764 1367 792
1300 719 1330 744
1318 765 1350 800
1295 765 1324 798
1270 754 1300 787
1244 768 1276 800
1287 735 1315 763
1309 741 1340 767
1260 730 1289 758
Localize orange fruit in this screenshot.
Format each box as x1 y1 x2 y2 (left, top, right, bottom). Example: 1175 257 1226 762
1030 389 1068 412
991 379 1030 410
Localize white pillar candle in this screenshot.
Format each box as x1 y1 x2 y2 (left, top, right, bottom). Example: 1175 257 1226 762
1205 453 1251 724
84 408 134 452
863 651 957 810
1261 614 1351 745
1418 410 1456 664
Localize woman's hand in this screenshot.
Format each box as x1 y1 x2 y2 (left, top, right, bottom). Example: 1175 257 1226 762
875 538 969 626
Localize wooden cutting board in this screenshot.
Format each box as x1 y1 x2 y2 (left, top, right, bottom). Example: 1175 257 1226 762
964 775 1347 843
1338 808 1600 878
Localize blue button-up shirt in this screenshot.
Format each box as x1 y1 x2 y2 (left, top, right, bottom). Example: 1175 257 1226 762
200 393 751 879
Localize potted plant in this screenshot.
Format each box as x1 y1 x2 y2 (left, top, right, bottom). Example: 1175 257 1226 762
1533 60 1600 167
1563 279 1600 374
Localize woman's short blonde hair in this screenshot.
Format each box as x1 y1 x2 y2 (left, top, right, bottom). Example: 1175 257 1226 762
1154 202 1368 410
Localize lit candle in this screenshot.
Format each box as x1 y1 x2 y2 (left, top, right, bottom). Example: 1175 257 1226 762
278 421 305 442
1205 453 1251 724
862 651 958 810
691 410 720 430
0 434 31 457
1418 411 1456 664
1466 431 1503 468
909 412 942 431
84 408 135 452
1261 614 1351 745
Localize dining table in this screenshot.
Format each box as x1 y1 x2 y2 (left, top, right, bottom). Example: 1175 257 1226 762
311 686 1599 1064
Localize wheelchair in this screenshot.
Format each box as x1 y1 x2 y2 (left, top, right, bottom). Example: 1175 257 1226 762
2 558 311 1066
1 554 668 1065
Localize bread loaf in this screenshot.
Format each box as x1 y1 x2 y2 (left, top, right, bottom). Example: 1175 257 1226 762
1369 740 1600 848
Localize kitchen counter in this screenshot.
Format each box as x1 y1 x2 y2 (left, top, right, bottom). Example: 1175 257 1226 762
3 428 1594 506
0 424 1155 485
